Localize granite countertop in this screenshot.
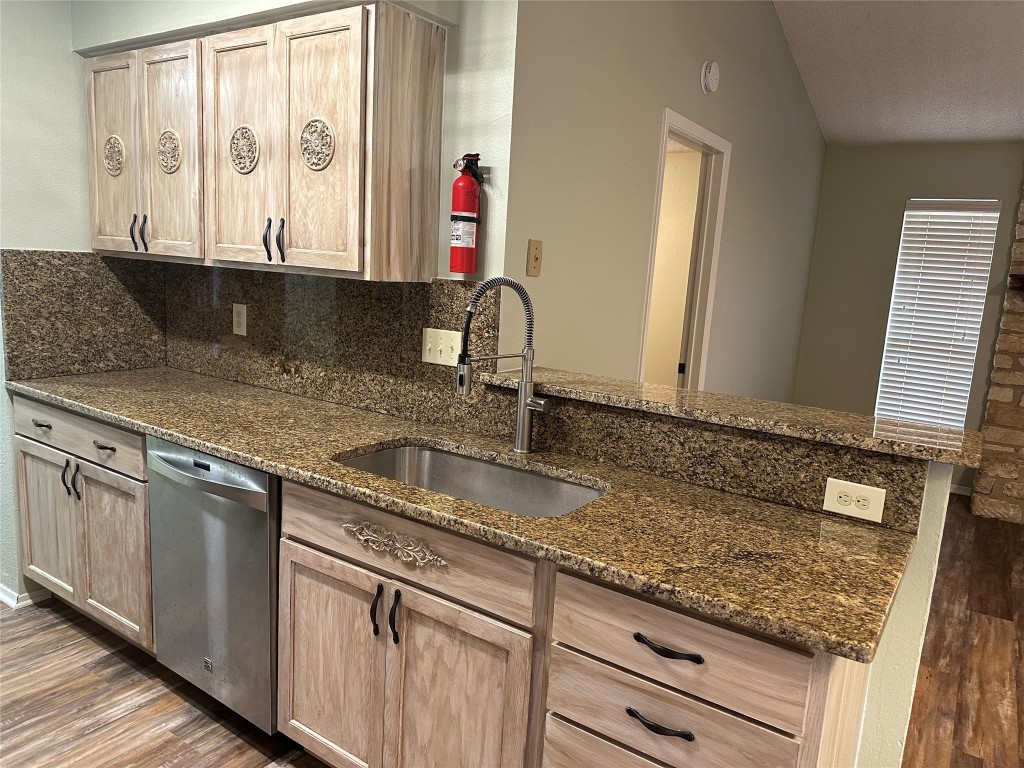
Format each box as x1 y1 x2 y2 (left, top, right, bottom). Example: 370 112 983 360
480 367 982 467
8 367 918 663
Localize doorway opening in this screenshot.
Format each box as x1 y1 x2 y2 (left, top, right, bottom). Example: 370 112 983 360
640 110 731 390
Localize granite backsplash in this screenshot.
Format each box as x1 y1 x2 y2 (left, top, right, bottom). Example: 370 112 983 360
2 249 932 533
0 250 165 379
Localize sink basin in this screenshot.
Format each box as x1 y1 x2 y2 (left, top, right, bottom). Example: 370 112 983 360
340 446 603 517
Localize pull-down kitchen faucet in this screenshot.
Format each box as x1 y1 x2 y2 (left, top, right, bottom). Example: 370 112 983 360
456 277 549 453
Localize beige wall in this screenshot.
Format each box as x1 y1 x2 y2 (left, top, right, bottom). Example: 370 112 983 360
793 143 1024 430
500 0 825 401
69 0 518 279
642 150 702 387
0 0 93 603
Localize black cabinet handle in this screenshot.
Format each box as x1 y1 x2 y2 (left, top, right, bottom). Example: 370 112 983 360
140 214 149 252
369 583 384 636
31 419 52 430
263 218 273 261
633 632 705 664
93 440 117 454
129 213 139 251
626 707 694 741
70 463 82 501
60 459 71 497
388 588 402 644
275 218 285 262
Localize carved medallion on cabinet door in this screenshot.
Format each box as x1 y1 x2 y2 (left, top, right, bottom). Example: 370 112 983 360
138 40 202 260
274 8 365 271
87 52 139 253
203 25 282 264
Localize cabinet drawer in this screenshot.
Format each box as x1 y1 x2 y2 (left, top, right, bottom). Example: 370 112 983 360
282 481 536 626
13 397 146 480
544 714 664 768
547 645 800 768
552 573 812 733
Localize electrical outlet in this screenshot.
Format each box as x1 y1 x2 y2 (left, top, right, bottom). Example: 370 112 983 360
421 328 461 366
232 303 247 336
526 239 543 276
823 478 886 523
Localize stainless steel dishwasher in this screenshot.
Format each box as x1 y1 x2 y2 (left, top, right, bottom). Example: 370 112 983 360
147 437 278 734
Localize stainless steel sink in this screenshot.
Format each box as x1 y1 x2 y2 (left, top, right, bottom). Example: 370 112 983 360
340 446 603 517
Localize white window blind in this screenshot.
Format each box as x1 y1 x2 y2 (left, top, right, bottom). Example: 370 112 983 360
875 199 1001 429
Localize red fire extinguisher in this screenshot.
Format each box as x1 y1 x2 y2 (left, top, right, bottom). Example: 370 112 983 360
450 153 483 274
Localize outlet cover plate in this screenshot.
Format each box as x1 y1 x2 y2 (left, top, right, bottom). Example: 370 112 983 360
232 303 247 336
422 328 461 367
823 477 885 523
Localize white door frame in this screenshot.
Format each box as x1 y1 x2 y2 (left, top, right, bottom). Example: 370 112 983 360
639 109 731 391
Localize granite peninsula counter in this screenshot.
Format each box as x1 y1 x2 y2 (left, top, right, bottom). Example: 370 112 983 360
6 367 927 663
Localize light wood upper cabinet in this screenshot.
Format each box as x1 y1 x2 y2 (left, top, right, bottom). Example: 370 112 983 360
383 584 532 768
87 52 139 254
279 540 386 768
14 437 78 603
138 40 203 260
74 460 153 651
87 43 202 259
203 25 280 264
86 3 443 279
274 9 365 271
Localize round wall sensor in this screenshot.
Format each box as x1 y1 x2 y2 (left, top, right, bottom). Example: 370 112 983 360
701 61 719 94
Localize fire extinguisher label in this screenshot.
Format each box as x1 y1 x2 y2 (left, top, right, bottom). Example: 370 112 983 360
451 220 477 248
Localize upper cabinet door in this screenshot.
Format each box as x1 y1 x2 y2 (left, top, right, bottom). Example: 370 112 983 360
203 25 281 264
274 8 365 271
382 584 532 768
87 52 140 254
137 40 203 260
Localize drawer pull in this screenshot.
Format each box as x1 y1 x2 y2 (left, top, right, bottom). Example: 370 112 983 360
93 440 117 453
633 632 704 664
369 582 384 636
388 588 402 645
342 521 449 568
626 707 695 742
31 419 52 430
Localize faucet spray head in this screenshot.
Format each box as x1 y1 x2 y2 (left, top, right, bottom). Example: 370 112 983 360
456 355 473 396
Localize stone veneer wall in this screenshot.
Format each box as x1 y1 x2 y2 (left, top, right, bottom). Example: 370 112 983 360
973 186 1024 523
2 249 932 532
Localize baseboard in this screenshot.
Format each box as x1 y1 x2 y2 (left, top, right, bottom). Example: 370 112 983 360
950 485 973 497
0 583 52 609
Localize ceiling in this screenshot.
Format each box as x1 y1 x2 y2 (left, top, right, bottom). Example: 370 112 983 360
773 1 1024 144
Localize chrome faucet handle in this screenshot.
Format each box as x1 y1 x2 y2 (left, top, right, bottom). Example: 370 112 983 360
526 396 550 413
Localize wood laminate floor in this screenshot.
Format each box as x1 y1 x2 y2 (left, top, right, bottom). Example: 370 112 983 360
903 495 1024 768
1 494 1020 767
0 599 327 768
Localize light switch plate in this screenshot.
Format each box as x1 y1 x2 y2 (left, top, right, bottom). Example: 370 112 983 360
823 477 885 523
526 239 543 277
422 328 461 366
232 303 247 336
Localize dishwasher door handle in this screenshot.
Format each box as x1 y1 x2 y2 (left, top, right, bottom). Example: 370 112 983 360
149 452 268 509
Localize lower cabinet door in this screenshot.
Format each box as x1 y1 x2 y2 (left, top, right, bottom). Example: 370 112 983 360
73 459 154 651
279 540 387 768
14 437 77 602
382 583 532 768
